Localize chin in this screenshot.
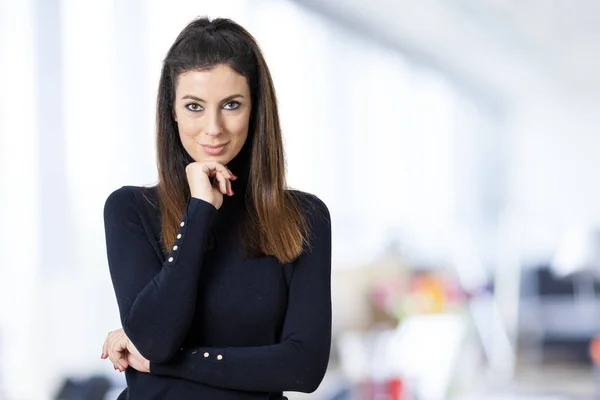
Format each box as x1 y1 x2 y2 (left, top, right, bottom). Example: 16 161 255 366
197 153 233 164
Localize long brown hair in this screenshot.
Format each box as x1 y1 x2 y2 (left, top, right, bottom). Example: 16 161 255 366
155 16 307 263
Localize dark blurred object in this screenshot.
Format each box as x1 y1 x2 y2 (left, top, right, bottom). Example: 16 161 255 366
54 376 111 400
535 267 578 295
520 264 600 363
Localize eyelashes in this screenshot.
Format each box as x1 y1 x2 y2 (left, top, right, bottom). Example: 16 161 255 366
185 101 241 112
186 103 202 112
223 101 241 110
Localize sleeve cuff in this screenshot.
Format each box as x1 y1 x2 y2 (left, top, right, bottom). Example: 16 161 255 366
150 346 227 386
161 196 218 268
186 196 218 221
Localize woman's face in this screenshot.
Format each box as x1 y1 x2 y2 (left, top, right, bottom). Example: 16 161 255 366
174 64 251 166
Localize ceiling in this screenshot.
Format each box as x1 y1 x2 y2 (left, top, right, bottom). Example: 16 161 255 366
294 0 600 105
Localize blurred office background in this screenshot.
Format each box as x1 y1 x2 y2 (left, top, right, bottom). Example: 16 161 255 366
2 0 600 399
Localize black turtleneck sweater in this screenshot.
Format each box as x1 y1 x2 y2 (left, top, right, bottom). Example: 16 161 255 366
103 179 332 400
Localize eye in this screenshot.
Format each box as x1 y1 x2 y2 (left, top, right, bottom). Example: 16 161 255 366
186 103 203 112
223 101 241 110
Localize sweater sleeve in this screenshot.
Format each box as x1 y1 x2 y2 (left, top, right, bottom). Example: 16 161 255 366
104 186 218 363
149 193 332 393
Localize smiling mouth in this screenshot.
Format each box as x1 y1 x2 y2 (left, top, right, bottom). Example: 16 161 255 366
199 142 228 155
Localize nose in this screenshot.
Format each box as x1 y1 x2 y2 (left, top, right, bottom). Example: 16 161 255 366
204 109 223 136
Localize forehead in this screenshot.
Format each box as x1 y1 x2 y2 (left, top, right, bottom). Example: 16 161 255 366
176 65 249 97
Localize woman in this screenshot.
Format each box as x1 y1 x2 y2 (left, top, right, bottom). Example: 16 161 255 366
100 16 331 400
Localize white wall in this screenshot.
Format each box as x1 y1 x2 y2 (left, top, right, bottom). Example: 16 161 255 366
0 1 41 398
506 93 600 266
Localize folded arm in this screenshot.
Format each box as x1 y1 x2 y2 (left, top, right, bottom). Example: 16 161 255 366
104 187 217 363
149 193 332 393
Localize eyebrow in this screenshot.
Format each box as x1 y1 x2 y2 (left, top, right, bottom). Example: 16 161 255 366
181 94 244 103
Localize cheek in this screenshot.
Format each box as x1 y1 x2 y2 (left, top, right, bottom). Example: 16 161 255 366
226 113 250 139
229 126 249 150
177 118 201 138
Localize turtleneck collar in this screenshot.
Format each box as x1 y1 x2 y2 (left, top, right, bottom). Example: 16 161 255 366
220 146 250 212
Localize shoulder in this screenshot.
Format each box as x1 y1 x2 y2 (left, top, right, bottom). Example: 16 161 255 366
104 185 159 220
288 189 328 212
287 190 331 257
287 189 330 226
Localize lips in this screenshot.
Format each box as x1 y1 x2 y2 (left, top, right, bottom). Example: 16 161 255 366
199 142 228 155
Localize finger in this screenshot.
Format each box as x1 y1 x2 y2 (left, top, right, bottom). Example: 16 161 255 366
226 175 233 196
206 161 235 180
109 350 128 371
103 332 116 361
116 332 131 371
225 166 237 181
114 350 129 371
221 172 233 196
107 351 118 371
114 349 129 372
107 335 129 371
111 338 129 371
215 172 228 195
105 331 123 370
107 346 121 371
227 168 238 196
102 338 108 359
218 172 229 195
104 334 118 369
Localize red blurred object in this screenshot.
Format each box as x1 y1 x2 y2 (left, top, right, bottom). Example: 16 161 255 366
357 377 407 400
590 335 600 365
388 377 406 400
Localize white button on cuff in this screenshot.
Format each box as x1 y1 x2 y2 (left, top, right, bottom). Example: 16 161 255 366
204 352 209 358
168 257 174 262
177 234 182 239
173 245 178 251
180 221 185 227
217 355 223 361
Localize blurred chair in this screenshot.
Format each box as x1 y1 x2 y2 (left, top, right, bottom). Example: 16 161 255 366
53 376 111 400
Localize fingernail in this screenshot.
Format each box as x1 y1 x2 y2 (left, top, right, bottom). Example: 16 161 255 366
232 174 238 179
231 190 235 195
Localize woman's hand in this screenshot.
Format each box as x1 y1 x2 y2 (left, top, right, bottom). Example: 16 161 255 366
101 328 149 373
186 161 237 210
101 328 129 372
125 339 150 373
